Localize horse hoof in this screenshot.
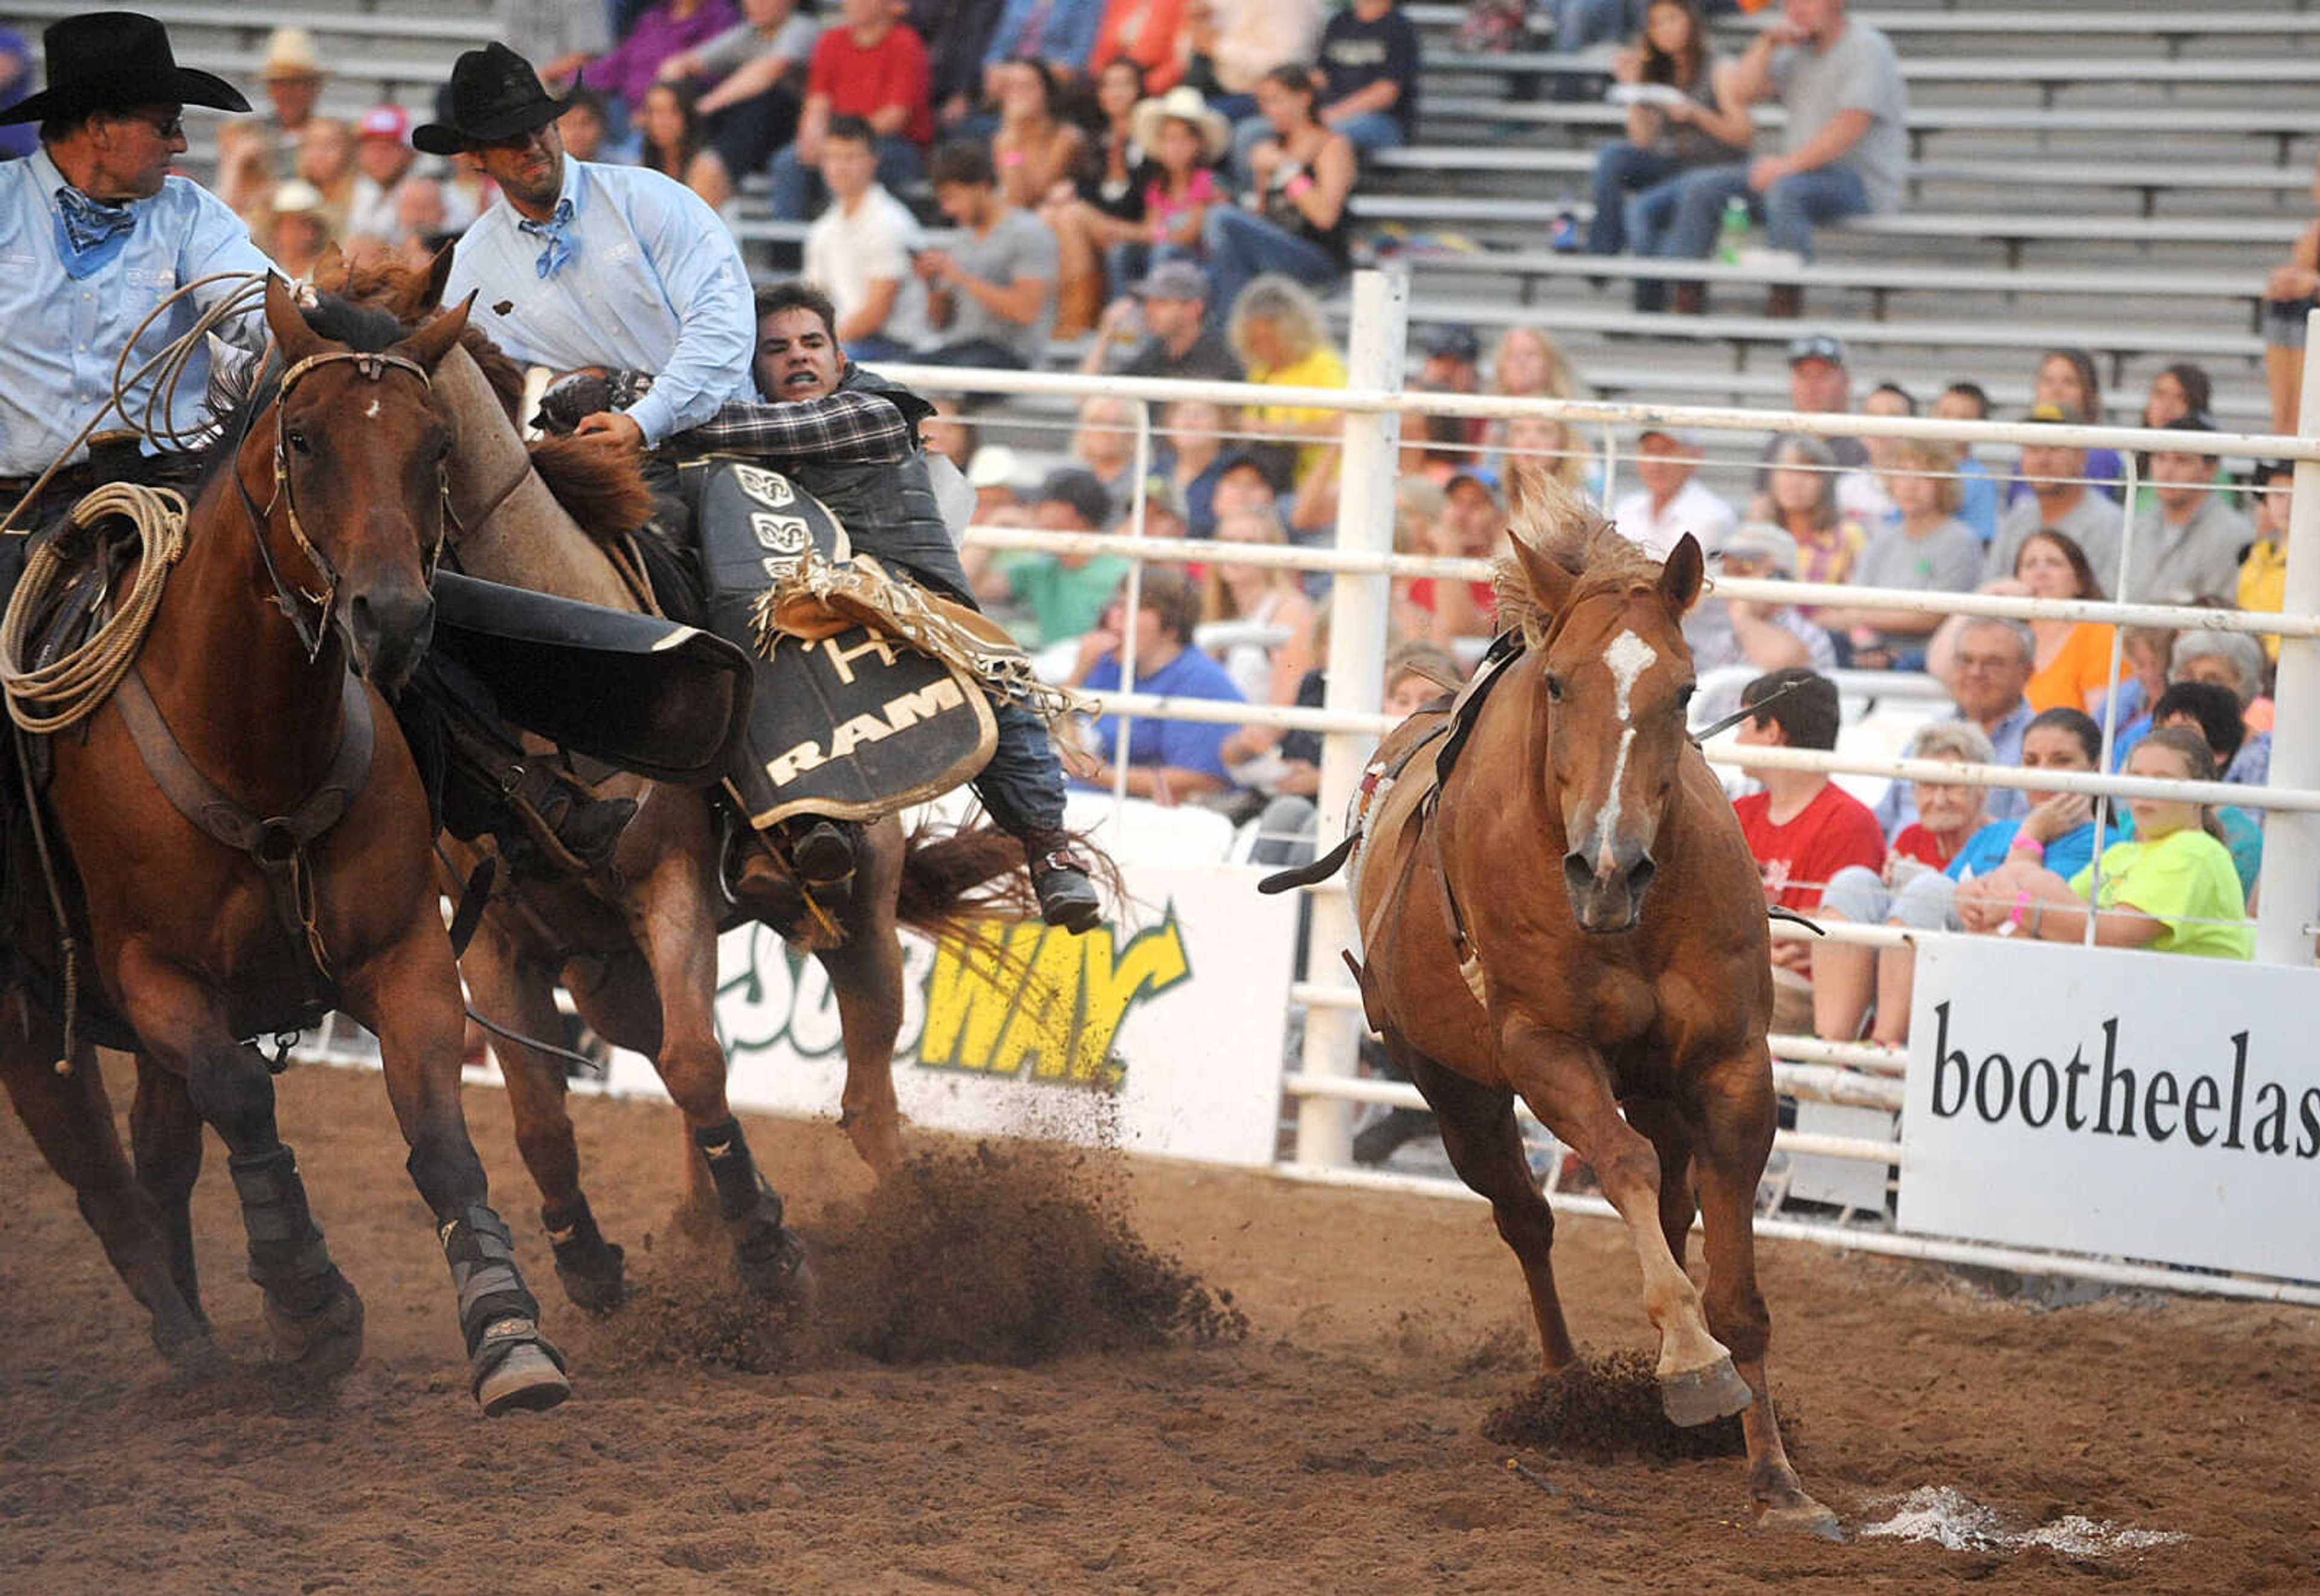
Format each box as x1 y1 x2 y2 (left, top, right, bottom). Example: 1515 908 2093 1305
264 1276 366 1379
552 1242 627 1314
1659 1354 1751 1427
737 1227 816 1309
1756 1499 1845 1541
477 1342 573 1417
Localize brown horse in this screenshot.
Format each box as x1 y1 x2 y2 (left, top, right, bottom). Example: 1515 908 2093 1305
335 254 1030 1313
0 280 570 1414
1335 471 1832 1532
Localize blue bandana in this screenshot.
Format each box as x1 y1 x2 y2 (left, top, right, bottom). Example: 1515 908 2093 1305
56 185 137 279
517 197 575 279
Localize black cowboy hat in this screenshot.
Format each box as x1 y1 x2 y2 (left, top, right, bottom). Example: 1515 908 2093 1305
0 11 251 127
411 43 572 157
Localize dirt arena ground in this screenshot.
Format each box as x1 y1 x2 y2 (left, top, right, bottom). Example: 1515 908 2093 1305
5 1059 2317 1595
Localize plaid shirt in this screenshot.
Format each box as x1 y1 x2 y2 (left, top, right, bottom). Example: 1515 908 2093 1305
678 387 912 465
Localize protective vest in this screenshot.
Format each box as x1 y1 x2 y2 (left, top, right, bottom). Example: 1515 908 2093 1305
776 366 974 603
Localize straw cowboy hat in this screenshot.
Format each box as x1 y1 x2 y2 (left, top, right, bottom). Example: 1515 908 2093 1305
411 43 572 157
0 10 251 126
1129 87 1230 166
269 177 329 217
257 26 327 83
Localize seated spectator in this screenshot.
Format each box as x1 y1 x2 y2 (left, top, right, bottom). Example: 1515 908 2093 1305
2238 460 2292 661
1613 425 1734 559
1236 637 1458 855
1684 527 1836 731
1932 530 2120 716
2169 630 2272 786
1877 616 2035 832
637 82 733 208
1637 0 1907 318
2148 681 2264 899
2005 348 2124 507
1092 0 1192 95
294 118 358 237
967 444 1025 528
1135 472 1193 542
922 399 979 474
1730 667 1888 1034
1954 727 2252 958
663 0 820 178
1203 65 1355 311
2132 362 2219 511
1390 474 1449 642
1067 570 1248 801
1047 59 1156 321
1309 0 1422 165
266 179 333 280
909 0 1010 135
1840 380 1913 529
1212 449 1287 525
1812 439 1980 669
1930 380 2001 544
1593 0 1750 304
386 176 459 269
1082 260 1245 382
1413 323 1486 448
1227 274 1347 488
2099 623 2174 769
1814 707 2127 1043
558 88 614 162
1759 436 1868 591
217 27 329 223
1156 397 1237 538
1071 394 1142 515
1489 323 1585 407
981 0 1107 86
1754 335 1870 477
769 0 932 222
992 60 1088 214
1179 0 1329 120
2123 418 2250 607
802 116 932 361
910 142 1059 368
1983 404 2122 585
2263 156 2320 434
1200 506 1321 704
1112 86 1231 290
572 0 740 123
975 467 1133 645
1499 413 1603 502
0 26 35 160
346 107 422 249
1405 468 1504 646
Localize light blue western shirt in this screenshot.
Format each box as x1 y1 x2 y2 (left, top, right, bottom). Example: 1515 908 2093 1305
442 158 753 447
0 147 276 476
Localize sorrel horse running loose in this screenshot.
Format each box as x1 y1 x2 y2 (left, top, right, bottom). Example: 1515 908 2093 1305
0 280 569 1414
338 255 1030 1313
1328 471 1832 1532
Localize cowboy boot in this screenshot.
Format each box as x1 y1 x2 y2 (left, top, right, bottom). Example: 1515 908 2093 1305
528 779 638 874
789 817 856 906
726 815 857 908
1018 828 1101 934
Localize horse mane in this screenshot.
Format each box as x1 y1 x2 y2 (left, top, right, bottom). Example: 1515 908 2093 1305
195 291 412 496
334 255 653 545
1489 468 1661 648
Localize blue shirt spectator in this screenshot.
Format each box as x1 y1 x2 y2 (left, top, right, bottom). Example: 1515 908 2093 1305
0 30 37 160
1069 569 1247 796
979 0 1104 74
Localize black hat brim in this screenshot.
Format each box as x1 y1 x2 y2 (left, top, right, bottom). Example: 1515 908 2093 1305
410 89 570 158
0 62 251 126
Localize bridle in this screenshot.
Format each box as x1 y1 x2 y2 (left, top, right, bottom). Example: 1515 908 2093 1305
230 347 445 661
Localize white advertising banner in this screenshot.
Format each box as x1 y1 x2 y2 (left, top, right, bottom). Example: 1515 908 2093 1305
1901 938 2320 1280
602 861 1298 1167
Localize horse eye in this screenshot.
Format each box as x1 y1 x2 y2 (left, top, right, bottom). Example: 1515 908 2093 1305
1675 682 1697 708
1545 673 1565 703
285 428 312 454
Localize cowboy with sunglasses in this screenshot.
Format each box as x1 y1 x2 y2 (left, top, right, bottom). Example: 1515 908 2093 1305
1 12 276 529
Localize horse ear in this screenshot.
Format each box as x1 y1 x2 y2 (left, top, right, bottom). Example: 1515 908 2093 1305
393 291 475 373
1510 529 1576 616
1659 532 1705 616
309 241 347 295
263 274 326 364
422 240 456 314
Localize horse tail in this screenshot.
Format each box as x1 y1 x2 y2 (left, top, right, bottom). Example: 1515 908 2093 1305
893 823 1123 952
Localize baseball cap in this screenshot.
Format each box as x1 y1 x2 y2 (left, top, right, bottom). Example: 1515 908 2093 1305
1132 259 1210 302
1138 472 1187 521
2023 401 2075 425
1214 448 1286 492
1637 424 1704 450
965 444 1022 492
1717 521 1797 578
1445 463 1502 501
1417 324 1481 364
270 178 329 217
1786 333 1847 368
358 104 411 143
1034 466 1113 527
2252 459 2295 486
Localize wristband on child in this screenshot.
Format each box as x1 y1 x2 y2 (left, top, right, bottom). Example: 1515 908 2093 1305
1284 173 1314 200
2008 833 2045 859
1998 890 2031 936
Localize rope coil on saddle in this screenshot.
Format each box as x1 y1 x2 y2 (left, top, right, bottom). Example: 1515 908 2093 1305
0 483 188 733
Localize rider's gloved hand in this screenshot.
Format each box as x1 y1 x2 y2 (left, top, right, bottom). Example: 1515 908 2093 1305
533 369 657 436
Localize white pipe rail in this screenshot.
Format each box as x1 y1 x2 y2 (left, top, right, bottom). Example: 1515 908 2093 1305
1281 1072 1905 1149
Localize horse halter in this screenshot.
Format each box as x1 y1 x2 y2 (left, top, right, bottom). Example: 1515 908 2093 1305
234 348 443 661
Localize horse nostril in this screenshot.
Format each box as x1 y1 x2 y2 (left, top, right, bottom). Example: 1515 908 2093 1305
1564 851 1595 900
1628 853 1657 901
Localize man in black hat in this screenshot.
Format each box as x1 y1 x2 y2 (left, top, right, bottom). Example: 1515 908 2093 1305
0 10 272 525
419 42 753 470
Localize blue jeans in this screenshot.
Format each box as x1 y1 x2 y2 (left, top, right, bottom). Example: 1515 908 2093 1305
1202 207 1341 318
1551 0 1637 50
1232 110 1404 183
1587 141 1683 257
768 135 923 222
1645 160 1872 263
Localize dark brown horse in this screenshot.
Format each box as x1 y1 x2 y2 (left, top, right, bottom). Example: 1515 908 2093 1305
335 255 1030 1313
1334 471 1832 1531
0 280 569 1414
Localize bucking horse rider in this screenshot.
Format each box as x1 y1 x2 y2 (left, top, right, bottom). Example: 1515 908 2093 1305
425 41 1100 932
1 11 637 876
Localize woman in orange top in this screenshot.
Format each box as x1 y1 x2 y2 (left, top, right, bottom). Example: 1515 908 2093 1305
2000 530 2125 713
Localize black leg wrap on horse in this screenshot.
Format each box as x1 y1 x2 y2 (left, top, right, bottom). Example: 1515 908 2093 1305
693 1118 809 1293
227 1146 343 1317
694 1117 778 1224
440 1203 562 1385
541 1192 626 1311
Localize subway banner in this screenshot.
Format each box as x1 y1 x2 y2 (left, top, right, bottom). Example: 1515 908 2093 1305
1901 938 2320 1280
601 861 1298 1167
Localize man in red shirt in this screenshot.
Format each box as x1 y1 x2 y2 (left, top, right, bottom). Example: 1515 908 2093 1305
768 0 932 220
1729 667 1885 1034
